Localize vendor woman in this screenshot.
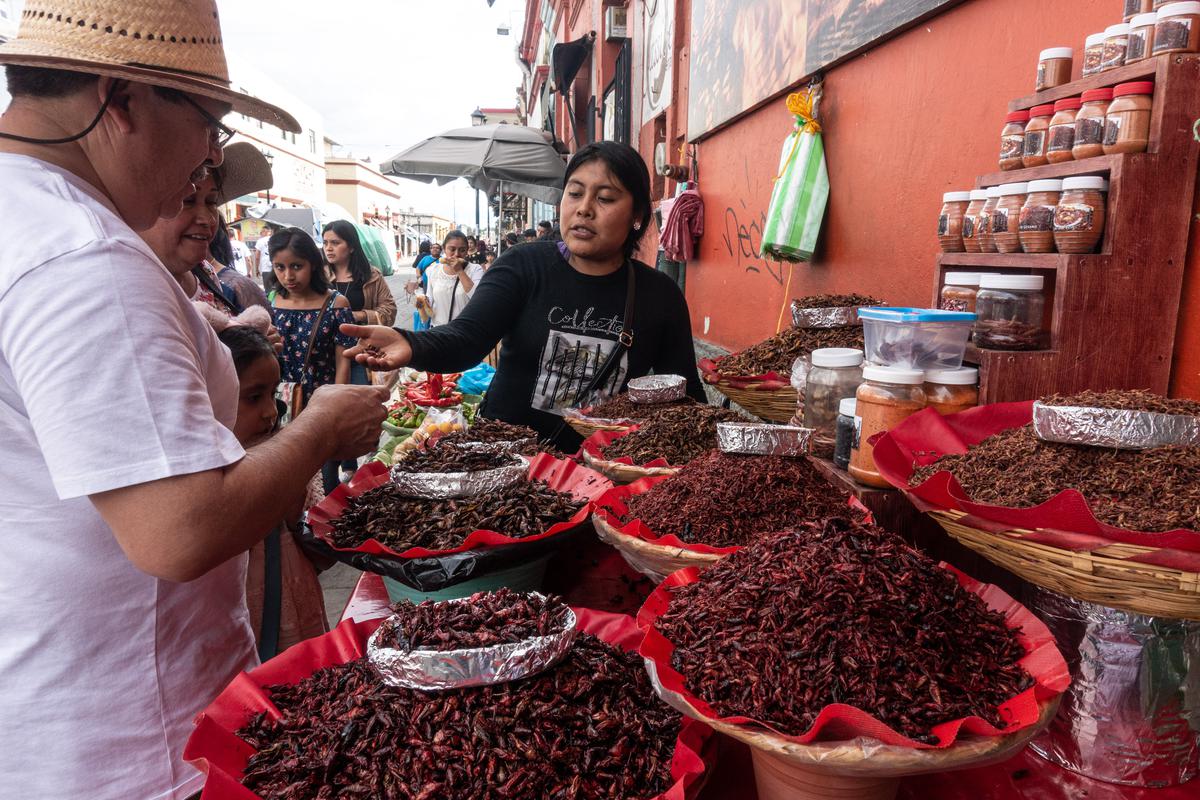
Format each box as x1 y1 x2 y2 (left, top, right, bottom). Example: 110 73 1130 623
343 141 705 449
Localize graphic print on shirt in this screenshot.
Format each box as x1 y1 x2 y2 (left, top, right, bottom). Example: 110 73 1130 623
531 305 629 414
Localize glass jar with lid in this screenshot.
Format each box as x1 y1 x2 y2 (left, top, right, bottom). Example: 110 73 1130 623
1000 111 1030 171
1046 98 1082 163
1125 0 1154 20
991 182 1029 254
848 366 926 489
924 368 980 415
1054 176 1109 253
978 187 1002 253
1019 179 1064 254
1082 32 1107 76
1023 105 1055 169
1128 12 1159 60
1153 2 1200 54
940 272 981 312
834 398 858 471
975 274 1047 351
1036 48 1073 92
961 189 988 252
1103 81 1154 154
937 191 973 252
804 348 865 457
1101 23 1132 70
1072 88 1113 160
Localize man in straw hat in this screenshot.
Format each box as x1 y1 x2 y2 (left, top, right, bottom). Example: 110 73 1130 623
0 3 387 798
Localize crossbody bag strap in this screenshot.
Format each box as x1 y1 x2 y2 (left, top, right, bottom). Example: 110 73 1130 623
299 292 335 376
447 275 462 320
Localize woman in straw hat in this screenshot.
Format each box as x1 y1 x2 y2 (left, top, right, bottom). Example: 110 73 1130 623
0 3 387 798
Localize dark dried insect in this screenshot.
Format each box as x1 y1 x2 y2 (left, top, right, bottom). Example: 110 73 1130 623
601 405 745 465
585 392 697 421
715 325 866 376
376 589 571 651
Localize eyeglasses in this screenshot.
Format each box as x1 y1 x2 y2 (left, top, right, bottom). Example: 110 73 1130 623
178 93 235 149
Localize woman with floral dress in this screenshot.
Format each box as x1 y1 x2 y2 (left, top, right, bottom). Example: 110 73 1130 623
268 226 357 492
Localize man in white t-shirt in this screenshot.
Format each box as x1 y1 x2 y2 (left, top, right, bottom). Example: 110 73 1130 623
229 228 252 276
0 4 387 799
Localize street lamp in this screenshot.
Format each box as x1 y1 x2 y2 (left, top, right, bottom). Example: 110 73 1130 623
261 148 275 207
471 107 487 126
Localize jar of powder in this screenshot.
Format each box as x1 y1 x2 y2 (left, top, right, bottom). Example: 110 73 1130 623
1000 110 1030 171
1082 32 1107 75
1072 88 1113 160
978 187 1002 253
961 189 988 253
1103 81 1154 155
1101 23 1132 70
1046 98 1082 163
1019 179 1064 254
1054 176 1109 253
937 191 973 252
1023 104 1056 168
849 366 926 489
1036 47 1073 92
991 182 1029 254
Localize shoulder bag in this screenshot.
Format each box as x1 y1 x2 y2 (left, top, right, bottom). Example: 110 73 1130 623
276 291 334 423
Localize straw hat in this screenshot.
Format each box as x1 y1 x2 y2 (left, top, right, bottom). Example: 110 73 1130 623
215 142 272 202
0 0 301 132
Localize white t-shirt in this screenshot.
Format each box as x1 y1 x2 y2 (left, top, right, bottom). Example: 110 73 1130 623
426 260 485 326
229 237 251 275
255 234 271 271
0 155 254 800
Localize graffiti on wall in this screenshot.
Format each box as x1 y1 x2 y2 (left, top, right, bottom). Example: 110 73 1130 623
721 200 787 287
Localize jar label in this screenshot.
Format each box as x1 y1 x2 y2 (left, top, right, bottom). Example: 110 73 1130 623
1103 115 1123 146
1083 46 1104 73
1023 129 1046 158
1124 0 1141 14
1053 203 1096 232
1047 124 1075 153
937 213 949 236
1154 18 1192 53
852 416 862 451
1100 40 1128 70
1075 117 1104 146
1019 205 1055 232
1000 134 1024 160
1127 29 1148 61
991 207 1011 233
1036 62 1047 88
962 216 976 239
941 298 969 312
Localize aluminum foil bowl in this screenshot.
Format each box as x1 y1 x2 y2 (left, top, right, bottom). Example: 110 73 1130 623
389 454 529 498
367 596 578 691
628 374 688 404
791 303 863 329
717 422 813 456
1032 401 1200 450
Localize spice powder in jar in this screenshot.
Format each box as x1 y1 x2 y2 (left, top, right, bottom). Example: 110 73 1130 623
1054 176 1109 253
961 189 988 252
1023 105 1056 168
1046 98 1082 163
937 191 973 252
1104 82 1154 155
1101 23 1132 70
849 366 926 489
1036 47 1074 92
977 187 1002 253
1072 88 1113 160
1128 12 1159 61
941 272 981 312
1082 32 1107 76
1154 1 1200 53
924 368 980 415
999 111 1030 171
1019 179 1064 254
991 182 1029 254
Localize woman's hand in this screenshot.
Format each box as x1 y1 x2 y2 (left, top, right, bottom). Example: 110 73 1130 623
340 323 413 370
265 323 284 354
444 257 466 274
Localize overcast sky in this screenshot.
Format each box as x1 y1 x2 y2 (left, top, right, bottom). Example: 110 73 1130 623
1 0 528 224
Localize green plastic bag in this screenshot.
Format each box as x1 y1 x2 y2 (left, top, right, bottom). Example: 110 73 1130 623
761 90 829 263
353 223 395 276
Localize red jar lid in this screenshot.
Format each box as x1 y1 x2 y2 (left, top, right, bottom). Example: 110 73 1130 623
1081 88 1115 102
1113 81 1154 97
1052 97 1083 111
1029 104 1057 117
1005 110 1031 123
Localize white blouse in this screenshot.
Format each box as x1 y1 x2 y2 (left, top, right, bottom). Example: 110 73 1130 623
425 261 485 326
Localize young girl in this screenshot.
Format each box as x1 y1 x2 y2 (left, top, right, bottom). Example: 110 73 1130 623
268 226 357 492
215 318 327 658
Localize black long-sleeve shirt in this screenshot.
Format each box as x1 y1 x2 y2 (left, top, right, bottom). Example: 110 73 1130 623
401 241 705 449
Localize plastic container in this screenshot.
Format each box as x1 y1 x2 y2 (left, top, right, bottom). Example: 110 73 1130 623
1046 98 1082 164
382 555 552 603
1036 47 1074 91
833 397 857 471
1104 81 1154 154
940 272 981 312
991 182 1029 254
1153 1 1200 54
1125 0 1155 20
975 274 1047 351
961 189 989 252
857 307 976 370
1054 176 1109 253
848 366 927 489
1128 11 1159 60
937 191 973 252
924 368 980 415
1022 105 1056 168
803 348 865 457
1072 89 1113 160
1019 179 1064 254
1082 32 1107 76
1000 111 1030 171
1101 23 1132 70
978 187 1002 253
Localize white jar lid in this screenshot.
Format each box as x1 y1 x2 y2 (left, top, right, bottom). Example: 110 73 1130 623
811 347 865 368
839 397 858 417
1027 179 1064 192
1085 32 1107 46
944 272 981 286
925 367 980 385
1104 23 1131 35
985 186 1003 198
998 182 1029 196
862 365 926 385
1158 2 1200 18
980 274 1044 290
1039 47 1073 60
969 189 989 201
1131 12 1159 25
942 191 972 202
1062 176 1109 191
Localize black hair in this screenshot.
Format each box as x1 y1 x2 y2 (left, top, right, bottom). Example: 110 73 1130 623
505 232 519 245
218 325 276 376
5 66 98 98
419 240 431 254
443 229 468 248
268 227 329 297
563 140 653 257
537 220 552 231
322 220 372 284
522 228 537 237
209 214 234 269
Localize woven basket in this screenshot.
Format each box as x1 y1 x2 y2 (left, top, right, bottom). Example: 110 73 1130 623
565 416 634 440
581 449 680 485
713 379 799 424
930 510 1200 620
594 515 726 581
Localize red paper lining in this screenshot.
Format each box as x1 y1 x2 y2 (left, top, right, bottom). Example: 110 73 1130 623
578 427 676 469
185 610 714 800
697 358 790 389
306 453 612 559
637 564 1071 749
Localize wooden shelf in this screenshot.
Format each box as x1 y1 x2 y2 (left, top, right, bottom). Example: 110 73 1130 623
976 154 1121 188
1008 57 1160 111
937 253 1069 271
963 344 1058 364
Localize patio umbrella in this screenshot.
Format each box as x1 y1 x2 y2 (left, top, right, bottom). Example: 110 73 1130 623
380 124 566 206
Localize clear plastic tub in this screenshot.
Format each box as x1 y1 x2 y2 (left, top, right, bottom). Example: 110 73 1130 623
857 307 977 370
